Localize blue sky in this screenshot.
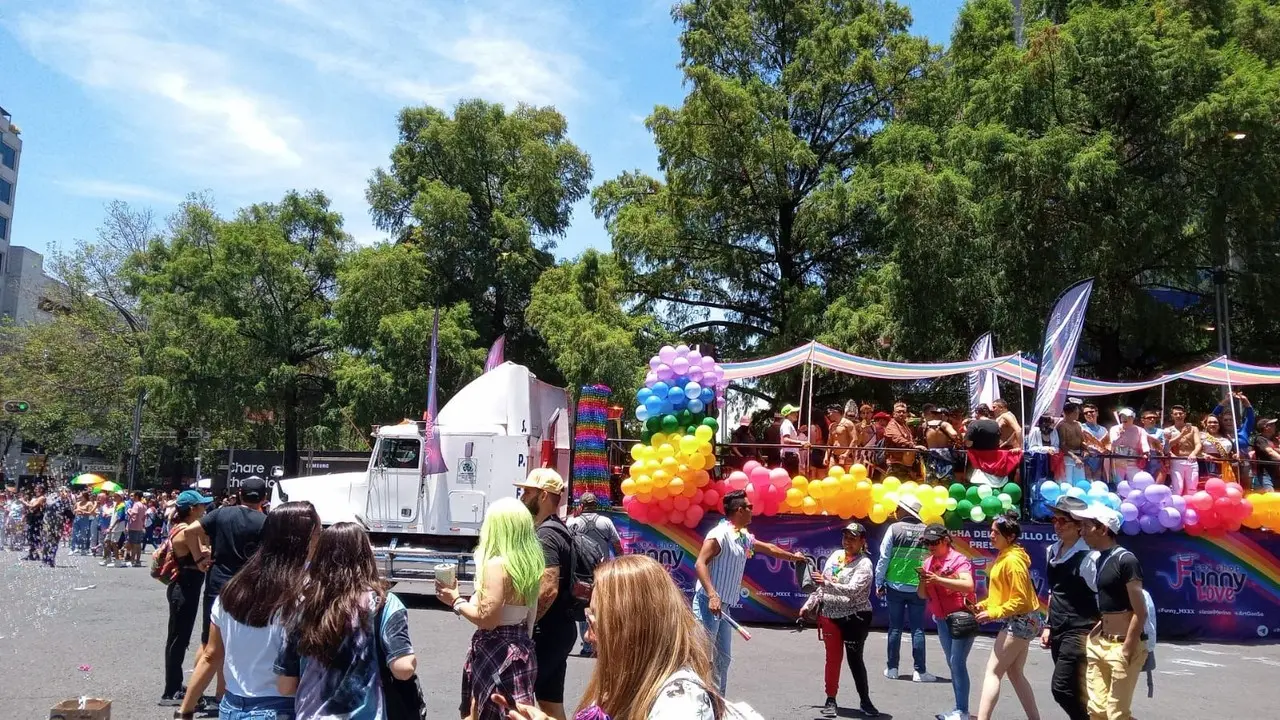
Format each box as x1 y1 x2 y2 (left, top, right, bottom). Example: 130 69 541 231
1 0 964 260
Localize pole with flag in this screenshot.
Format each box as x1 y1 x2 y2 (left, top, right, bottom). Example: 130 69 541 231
422 308 448 478
1031 279 1095 426
484 335 506 373
968 332 1000 412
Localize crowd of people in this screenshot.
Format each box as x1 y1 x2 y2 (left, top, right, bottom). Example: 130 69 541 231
726 392 1279 494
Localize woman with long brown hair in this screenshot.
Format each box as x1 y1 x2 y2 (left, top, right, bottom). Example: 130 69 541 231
274 522 417 720
499 554 771 720
175 501 320 720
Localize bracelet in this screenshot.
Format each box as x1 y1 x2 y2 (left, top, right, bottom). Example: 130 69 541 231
452 598 466 615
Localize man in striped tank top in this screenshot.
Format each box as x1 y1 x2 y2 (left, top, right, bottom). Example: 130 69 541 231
693 489 808 694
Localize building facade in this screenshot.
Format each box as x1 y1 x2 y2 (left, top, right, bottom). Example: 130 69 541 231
0 105 21 301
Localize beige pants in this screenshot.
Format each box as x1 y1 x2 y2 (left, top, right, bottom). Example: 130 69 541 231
1085 633 1148 720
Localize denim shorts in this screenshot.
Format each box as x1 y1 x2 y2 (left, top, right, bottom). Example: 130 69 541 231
1004 612 1043 641
126 530 146 544
220 692 295 720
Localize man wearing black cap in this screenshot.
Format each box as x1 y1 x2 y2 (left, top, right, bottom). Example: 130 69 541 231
183 476 268 698
1042 496 1099 720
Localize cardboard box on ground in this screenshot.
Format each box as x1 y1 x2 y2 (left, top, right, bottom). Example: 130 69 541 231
49 698 110 720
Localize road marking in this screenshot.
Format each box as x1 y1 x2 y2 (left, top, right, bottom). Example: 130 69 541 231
1159 670 1195 676
1169 658 1224 668
1175 646 1229 656
1240 656 1280 668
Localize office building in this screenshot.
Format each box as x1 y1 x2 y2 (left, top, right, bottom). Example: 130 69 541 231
0 104 21 299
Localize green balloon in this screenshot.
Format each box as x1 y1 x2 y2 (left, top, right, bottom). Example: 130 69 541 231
687 426 699 436
641 430 654 444
661 414 679 433
701 417 719 432
1002 482 1022 504
966 486 982 504
944 510 963 531
956 499 974 517
646 417 661 432
949 483 967 500
677 409 693 426
981 496 1003 516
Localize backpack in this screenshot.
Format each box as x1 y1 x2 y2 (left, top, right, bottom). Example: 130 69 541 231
374 598 426 720
547 519 606 619
150 524 186 585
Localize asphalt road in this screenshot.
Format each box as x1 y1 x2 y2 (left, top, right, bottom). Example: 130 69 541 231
3 548 1279 719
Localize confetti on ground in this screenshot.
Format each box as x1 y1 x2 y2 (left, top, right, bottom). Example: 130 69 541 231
72 585 96 591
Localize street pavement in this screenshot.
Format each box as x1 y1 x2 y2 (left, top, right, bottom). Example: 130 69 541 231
2 549 1279 719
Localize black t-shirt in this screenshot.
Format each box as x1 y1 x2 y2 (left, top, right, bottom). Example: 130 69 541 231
535 516 576 633
1046 545 1099 632
966 418 1000 451
1254 436 1280 481
200 505 266 591
1095 547 1143 613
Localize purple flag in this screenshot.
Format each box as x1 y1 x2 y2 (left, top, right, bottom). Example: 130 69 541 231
1031 279 1094 425
968 332 1000 412
422 307 448 476
484 335 505 373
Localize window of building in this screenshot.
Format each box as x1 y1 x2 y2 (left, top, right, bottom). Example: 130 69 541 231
0 177 11 205
0 141 14 170
0 216 7 239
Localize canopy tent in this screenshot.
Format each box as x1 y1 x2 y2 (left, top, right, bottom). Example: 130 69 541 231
720 341 1280 393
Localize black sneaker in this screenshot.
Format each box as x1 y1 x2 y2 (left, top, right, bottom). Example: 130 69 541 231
859 700 881 717
821 697 838 717
158 692 183 707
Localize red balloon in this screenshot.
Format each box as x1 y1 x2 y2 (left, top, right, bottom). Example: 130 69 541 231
1225 484 1244 502
702 487 721 511
1185 522 1204 536
749 466 771 486
742 460 762 476
1204 478 1227 499
684 505 705 528
1224 519 1242 533
659 497 675 511
1191 491 1213 512
1200 510 1221 529
668 508 685 525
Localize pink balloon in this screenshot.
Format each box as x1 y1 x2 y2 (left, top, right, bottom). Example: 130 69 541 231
668 509 685 525
685 505 705 527
1183 508 1199 526
659 345 677 364
1225 484 1244 502
1204 478 1227 499
1191 491 1213 512
727 471 749 491
768 467 790 488
692 488 705 506
742 460 762 476
645 370 658 385
760 483 780 505
700 356 716 372
702 487 721 510
749 466 771 486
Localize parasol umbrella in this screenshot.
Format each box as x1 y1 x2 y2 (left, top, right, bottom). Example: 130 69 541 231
95 480 124 494
70 473 108 486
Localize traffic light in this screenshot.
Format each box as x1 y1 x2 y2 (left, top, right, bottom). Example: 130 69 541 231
3 400 30 413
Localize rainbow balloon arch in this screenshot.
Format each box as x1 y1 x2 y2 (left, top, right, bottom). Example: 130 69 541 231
618 342 1280 536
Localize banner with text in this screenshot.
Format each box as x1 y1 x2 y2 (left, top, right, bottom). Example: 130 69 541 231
613 513 1280 642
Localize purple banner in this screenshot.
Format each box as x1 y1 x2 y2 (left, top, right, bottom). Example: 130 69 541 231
612 513 1280 642
422 307 447 476
1032 278 1093 424
484 335 505 373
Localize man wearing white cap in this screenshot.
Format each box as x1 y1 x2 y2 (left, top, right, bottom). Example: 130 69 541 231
1108 409 1150 485
874 495 936 682
1071 503 1148 720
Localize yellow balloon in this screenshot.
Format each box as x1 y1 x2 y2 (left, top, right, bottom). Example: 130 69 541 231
643 458 660 473
883 476 901 493
630 444 645 461
651 433 667 448
652 469 671 488
869 502 888 524
628 462 642 478
901 481 919 495
687 452 706 470
695 425 714 442
657 443 676 458
828 465 846 478
793 476 809 493
933 485 949 501
700 442 715 456
785 488 805 507
652 485 670 500
680 435 698 456
661 457 680 475
620 477 637 495
802 496 820 515
871 484 886 501
810 480 825 500
851 464 868 480
885 491 900 506
668 476 685 495
822 476 840 494
838 475 856 491
636 475 653 494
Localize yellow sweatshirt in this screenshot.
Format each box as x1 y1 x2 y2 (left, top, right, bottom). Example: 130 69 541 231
978 545 1041 620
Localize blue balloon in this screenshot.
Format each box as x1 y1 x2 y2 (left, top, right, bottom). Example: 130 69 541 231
670 393 687 410
685 381 701 400
667 385 684 401
1074 480 1092 493
1040 480 1061 502
651 381 669 398
1067 487 1087 499
700 387 715 404
688 398 705 414
644 395 664 415
636 405 650 421
659 400 674 416
637 387 653 403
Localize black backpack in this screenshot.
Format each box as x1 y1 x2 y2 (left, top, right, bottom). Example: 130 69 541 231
547 519 606 619
374 598 426 720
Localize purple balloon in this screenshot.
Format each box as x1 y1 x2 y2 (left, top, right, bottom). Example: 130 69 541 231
1170 495 1187 512
675 344 690 357
649 356 661 370
687 350 703 367
701 356 716 372
688 368 703 382
1126 489 1144 506
1159 506 1181 529
672 357 690 375
656 363 674 381
645 370 658 385
1138 514 1161 534
659 345 677 364
1122 519 1142 536
1142 483 1166 504
1183 508 1200 527
1120 502 1139 522
1117 480 1133 497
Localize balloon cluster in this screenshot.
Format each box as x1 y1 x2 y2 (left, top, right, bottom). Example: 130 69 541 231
725 461 794 517
1177 477 1252 536
941 481 1023 529
1042 472 1255 536
1244 491 1280 529
1038 479 1123 517
622 345 727 528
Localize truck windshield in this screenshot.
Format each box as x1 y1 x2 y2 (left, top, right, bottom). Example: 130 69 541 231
377 438 421 469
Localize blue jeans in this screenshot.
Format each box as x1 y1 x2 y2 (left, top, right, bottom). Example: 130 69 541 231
935 615 975 715
692 589 733 695
885 588 927 673
577 620 592 653
219 692 295 719
71 517 92 552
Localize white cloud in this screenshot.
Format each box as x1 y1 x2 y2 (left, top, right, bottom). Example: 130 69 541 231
9 0 594 244
56 179 183 204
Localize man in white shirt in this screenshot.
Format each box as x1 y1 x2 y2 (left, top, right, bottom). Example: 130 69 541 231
780 404 804 475
567 493 623 657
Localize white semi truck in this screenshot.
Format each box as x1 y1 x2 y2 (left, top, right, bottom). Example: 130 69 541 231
271 362 571 590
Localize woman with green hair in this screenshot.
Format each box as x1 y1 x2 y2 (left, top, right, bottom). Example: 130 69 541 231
438 496 546 720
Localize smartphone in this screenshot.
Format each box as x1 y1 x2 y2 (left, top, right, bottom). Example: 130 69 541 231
492 671 517 709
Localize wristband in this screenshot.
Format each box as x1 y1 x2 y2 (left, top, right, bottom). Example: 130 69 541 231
452 598 466 615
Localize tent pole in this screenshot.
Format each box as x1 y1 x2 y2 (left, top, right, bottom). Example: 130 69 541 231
1225 359 1241 481
1017 353 1027 450
1160 383 1166 424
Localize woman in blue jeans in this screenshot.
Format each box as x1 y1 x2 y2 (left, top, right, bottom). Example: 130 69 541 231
918 524 977 720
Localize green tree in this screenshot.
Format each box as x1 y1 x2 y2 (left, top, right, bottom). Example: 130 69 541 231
593 0 934 380
526 249 664 402
367 99 593 383
333 243 484 429
130 191 350 475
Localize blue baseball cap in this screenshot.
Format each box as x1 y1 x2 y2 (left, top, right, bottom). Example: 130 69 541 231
176 489 214 508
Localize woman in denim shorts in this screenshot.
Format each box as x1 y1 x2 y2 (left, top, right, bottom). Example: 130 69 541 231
973 512 1044 720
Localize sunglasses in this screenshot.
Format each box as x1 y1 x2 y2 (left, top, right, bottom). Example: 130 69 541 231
1051 515 1078 525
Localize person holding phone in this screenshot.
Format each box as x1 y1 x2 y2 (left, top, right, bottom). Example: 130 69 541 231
918 524 976 720
809 522 878 718
437 497 545 720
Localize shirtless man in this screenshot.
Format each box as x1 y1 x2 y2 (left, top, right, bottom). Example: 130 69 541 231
1073 505 1148 720
827 401 859 467
920 405 960 484
1164 405 1200 496
1057 401 1104 485
992 398 1023 450
855 404 877 466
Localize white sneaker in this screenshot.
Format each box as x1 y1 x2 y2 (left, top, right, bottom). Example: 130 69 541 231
105 562 115 568
99 560 108 566
884 668 899 680
914 671 938 683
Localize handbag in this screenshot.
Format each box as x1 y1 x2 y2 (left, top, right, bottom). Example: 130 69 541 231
944 610 979 639
375 598 427 720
